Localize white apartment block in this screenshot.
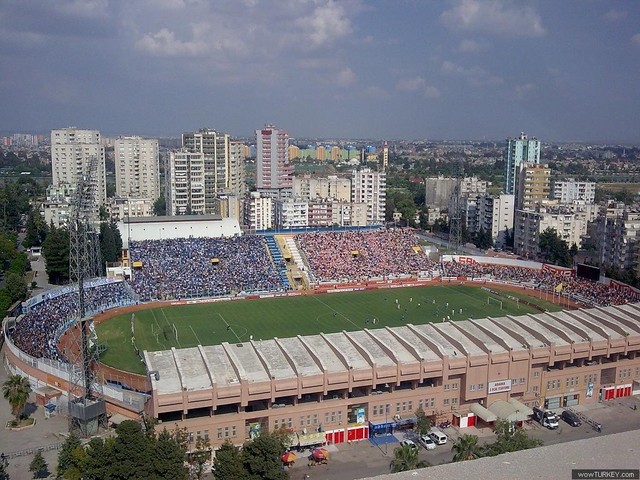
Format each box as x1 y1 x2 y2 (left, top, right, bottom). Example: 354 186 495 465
182 130 246 214
244 192 273 231
114 136 160 201
551 179 596 204
275 199 308 229
476 194 515 248
51 128 106 206
293 175 351 201
514 204 594 258
106 197 155 222
351 168 386 225
167 151 205 215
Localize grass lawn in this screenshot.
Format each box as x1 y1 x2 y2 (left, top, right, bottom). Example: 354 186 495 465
97 285 562 374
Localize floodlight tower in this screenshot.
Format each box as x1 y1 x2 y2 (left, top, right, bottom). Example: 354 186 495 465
448 162 464 253
67 154 106 436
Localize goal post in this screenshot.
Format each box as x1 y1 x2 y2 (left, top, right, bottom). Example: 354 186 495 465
487 297 503 309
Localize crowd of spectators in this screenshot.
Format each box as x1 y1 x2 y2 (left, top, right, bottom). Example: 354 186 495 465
128 236 284 301
296 229 436 283
10 281 136 361
442 262 640 307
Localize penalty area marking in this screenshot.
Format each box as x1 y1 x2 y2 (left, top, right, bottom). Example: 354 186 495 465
218 313 248 343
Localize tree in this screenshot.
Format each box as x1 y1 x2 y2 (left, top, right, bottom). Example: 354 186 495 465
5 272 27 303
414 407 432 437
56 433 83 479
2 374 32 421
110 420 154 479
451 433 483 462
473 228 493 250
241 432 288 480
189 436 211 480
484 420 542 456
154 195 167 216
212 440 246 480
538 227 571 267
29 451 49 479
153 429 188 480
24 208 48 248
42 224 70 284
389 444 429 472
0 456 7 480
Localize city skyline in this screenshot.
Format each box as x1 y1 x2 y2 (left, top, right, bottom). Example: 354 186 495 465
1 1 639 143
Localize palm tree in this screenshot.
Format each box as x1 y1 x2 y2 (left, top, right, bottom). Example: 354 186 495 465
390 444 430 473
451 434 483 462
2 374 32 421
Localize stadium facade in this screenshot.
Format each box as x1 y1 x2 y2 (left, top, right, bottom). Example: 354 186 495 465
141 301 640 448
4 246 640 450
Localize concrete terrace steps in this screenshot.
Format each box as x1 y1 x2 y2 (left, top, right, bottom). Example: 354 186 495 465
264 235 290 289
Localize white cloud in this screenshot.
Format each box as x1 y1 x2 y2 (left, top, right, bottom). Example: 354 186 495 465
296 1 352 48
334 67 356 87
632 33 640 48
604 9 627 22
440 0 545 38
56 0 109 18
136 28 209 56
396 77 441 98
441 60 503 87
512 83 536 99
458 39 486 53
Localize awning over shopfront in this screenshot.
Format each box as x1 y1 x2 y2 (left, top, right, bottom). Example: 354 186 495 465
508 397 533 416
489 400 529 422
394 416 417 427
470 403 498 422
297 432 326 447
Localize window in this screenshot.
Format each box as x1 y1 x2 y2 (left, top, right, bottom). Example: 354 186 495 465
533 371 541 378
443 399 450 406
469 384 476 391
288 418 292 428
373 405 378 416
532 386 539 393
452 382 459 390
519 378 526 385
232 426 236 438
444 384 450 391
325 413 329 424
217 428 223 439
478 384 484 391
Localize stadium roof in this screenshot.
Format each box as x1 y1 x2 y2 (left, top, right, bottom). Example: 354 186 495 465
144 303 640 395
124 214 223 224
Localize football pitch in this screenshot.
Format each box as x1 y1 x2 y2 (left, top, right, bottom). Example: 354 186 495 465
96 285 562 374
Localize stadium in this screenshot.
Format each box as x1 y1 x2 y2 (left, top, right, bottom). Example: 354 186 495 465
4 216 640 451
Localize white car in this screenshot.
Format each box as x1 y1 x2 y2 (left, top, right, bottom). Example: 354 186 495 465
400 439 418 451
419 435 436 450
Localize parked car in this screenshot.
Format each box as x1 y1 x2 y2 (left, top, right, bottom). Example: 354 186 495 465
419 435 436 450
400 439 418 451
428 428 448 445
560 410 582 427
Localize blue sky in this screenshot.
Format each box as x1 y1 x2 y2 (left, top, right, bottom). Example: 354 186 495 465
1 0 639 143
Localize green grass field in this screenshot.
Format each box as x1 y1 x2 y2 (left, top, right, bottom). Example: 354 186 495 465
96 285 562 374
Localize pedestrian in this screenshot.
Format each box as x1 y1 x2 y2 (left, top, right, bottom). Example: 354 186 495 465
596 423 601 432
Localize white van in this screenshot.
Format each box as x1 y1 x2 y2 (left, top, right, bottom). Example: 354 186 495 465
428 428 448 445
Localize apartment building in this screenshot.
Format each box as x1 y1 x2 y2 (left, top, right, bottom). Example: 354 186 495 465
351 168 386 225
51 128 106 206
504 133 540 195
256 125 292 198
114 136 160 201
476 194 515 248
166 151 205 215
551 179 596 204
244 192 273 231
